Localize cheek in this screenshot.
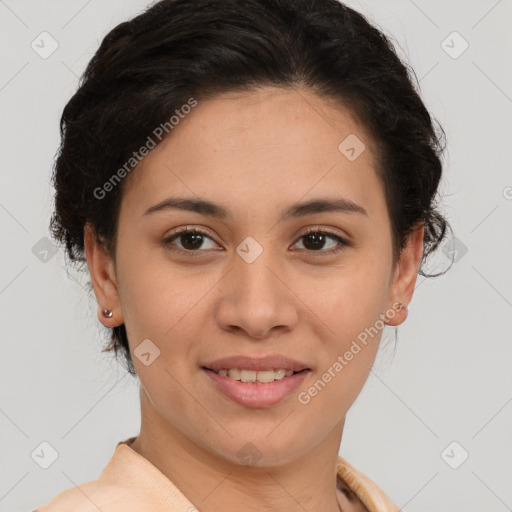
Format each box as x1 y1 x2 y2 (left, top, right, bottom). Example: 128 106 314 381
301 255 392 330
297 282 386 420
296 257 392 385
115 235 200 336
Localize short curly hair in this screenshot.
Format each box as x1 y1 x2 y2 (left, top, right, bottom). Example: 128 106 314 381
49 0 450 376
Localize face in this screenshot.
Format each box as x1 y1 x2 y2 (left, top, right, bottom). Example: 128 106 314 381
85 86 423 467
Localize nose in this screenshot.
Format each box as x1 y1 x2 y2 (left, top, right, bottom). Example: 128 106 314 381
215 244 299 339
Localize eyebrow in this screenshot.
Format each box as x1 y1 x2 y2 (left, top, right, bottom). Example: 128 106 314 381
143 195 368 221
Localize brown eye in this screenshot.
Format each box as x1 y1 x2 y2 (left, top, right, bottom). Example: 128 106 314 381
293 229 350 254
162 227 218 254
162 226 350 257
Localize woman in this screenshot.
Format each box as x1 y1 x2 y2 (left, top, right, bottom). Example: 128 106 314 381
36 0 449 510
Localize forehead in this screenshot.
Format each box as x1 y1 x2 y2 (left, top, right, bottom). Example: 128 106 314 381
120 87 385 221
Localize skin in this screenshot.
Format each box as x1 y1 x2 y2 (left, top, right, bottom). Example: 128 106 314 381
84 86 424 512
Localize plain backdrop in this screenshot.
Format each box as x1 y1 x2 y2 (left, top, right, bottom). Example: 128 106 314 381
1 1 511 511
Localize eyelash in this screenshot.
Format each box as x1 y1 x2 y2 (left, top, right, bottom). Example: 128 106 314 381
161 226 350 256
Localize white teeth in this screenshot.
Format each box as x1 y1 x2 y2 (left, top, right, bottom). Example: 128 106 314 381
215 368 298 383
278 369 289 379
254 370 280 383
228 368 241 380
240 370 257 382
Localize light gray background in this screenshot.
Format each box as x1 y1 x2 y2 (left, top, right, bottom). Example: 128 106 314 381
1 1 511 511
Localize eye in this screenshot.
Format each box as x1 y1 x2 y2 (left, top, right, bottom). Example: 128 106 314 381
162 226 351 256
162 227 219 255
292 228 350 254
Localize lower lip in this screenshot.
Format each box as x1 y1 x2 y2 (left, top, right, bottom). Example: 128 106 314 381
202 368 310 408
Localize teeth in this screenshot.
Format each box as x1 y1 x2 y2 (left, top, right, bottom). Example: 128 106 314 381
216 368 297 383
240 370 257 383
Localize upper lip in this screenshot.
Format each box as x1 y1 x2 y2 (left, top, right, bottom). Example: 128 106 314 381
202 355 310 372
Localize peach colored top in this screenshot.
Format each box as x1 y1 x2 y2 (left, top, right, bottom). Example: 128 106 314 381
34 437 400 512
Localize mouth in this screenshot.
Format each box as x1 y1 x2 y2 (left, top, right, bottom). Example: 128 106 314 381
201 367 311 408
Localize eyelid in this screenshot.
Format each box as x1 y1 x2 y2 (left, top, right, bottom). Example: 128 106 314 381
165 224 218 240
298 225 350 241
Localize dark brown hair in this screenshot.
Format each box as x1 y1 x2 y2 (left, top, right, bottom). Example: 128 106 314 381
50 0 450 375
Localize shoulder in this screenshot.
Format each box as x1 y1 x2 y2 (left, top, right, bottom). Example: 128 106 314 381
33 480 134 512
34 438 141 512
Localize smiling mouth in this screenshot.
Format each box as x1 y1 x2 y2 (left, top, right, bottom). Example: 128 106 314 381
202 367 308 384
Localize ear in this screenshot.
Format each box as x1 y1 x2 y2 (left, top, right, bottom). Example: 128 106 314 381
84 223 124 328
384 223 425 326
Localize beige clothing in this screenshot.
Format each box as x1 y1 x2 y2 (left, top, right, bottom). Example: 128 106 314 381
35 437 400 512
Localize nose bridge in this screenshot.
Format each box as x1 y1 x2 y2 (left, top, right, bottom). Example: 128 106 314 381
234 237 283 309
216 237 298 337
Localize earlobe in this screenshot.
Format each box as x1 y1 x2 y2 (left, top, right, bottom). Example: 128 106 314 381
385 223 425 327
384 301 408 326
83 223 124 327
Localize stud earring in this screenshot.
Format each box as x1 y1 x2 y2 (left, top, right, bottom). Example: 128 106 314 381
102 308 113 318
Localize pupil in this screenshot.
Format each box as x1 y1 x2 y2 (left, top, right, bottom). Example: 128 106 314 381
304 233 325 250
181 233 203 250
